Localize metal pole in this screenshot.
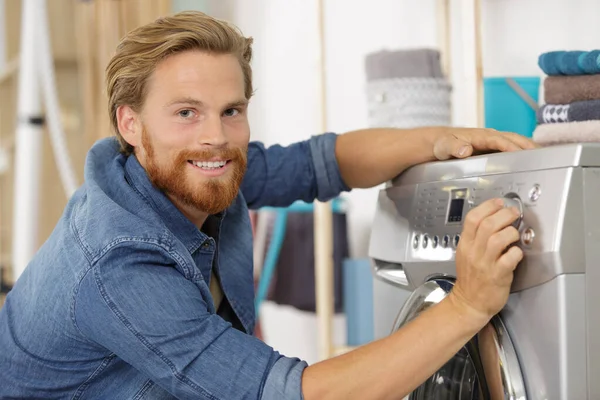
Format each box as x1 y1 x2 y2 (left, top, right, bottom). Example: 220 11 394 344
12 0 43 280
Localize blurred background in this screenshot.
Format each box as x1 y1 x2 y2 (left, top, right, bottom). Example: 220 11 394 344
1 0 599 365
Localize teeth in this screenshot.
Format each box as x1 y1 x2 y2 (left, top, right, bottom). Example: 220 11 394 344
192 160 226 169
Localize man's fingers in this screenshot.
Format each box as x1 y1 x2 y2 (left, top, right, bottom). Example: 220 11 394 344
461 198 505 242
482 225 521 265
470 132 522 153
472 206 520 254
497 245 524 272
433 135 467 160
499 131 539 150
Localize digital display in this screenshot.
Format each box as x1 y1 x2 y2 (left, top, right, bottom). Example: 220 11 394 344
447 188 467 223
447 198 464 223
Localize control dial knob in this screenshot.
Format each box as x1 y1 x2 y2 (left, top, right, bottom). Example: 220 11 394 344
503 193 523 229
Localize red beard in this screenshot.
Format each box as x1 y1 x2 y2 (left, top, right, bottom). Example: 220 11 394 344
141 130 247 214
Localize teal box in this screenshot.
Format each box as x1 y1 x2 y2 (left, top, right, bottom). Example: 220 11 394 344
343 258 374 346
484 77 540 138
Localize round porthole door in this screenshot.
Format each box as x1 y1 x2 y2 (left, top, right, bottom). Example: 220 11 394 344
391 278 527 400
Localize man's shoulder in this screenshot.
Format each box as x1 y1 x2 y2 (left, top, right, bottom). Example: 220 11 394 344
68 182 173 265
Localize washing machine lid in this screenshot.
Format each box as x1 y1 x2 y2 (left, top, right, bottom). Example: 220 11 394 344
393 278 526 400
392 142 600 186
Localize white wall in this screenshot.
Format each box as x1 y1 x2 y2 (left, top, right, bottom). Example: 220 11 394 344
194 0 600 364
219 0 600 262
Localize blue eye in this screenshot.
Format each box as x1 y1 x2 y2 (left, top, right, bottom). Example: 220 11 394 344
178 109 195 118
223 108 239 117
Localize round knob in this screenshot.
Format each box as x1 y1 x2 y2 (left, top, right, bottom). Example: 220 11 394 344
503 193 523 229
522 227 535 246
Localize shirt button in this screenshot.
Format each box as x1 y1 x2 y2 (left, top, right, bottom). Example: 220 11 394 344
202 241 210 249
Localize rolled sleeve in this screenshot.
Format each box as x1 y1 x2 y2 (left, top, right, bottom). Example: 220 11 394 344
241 133 350 209
261 356 309 400
309 132 351 201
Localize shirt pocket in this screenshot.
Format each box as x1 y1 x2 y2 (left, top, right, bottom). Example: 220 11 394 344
132 380 177 400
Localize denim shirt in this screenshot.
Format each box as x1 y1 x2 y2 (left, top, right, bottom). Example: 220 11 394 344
0 133 349 399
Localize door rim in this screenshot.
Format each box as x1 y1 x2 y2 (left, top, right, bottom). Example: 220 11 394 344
391 277 527 400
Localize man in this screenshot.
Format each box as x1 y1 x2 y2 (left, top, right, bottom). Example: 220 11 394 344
0 10 535 399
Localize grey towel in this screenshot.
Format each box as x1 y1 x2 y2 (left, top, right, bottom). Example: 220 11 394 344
365 49 444 80
367 78 452 128
537 99 600 124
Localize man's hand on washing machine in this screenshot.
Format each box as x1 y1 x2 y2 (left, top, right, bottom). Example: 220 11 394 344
449 198 524 324
333 126 538 189
432 127 539 161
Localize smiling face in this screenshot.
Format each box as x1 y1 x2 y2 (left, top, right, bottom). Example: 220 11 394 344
117 50 250 221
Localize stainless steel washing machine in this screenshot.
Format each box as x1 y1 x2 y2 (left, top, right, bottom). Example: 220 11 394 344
368 143 600 399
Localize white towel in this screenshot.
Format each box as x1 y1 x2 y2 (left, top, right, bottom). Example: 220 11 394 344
533 120 600 145
366 78 452 129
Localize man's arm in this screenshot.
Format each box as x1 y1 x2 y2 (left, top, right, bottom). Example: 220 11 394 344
74 199 519 400
74 243 306 400
303 295 485 399
241 133 349 209
301 198 523 399
335 127 538 188
242 127 537 208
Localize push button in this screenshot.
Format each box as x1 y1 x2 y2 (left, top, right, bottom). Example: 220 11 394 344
529 184 541 202
442 235 450 248
453 234 460 248
522 227 535 246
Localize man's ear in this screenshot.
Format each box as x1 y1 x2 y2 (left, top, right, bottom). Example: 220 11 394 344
116 105 141 147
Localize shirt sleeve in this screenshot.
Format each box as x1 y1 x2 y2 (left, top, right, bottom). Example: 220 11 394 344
74 241 307 400
241 132 351 209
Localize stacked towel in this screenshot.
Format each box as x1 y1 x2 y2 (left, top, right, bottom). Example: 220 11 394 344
538 50 600 75
533 50 600 145
365 49 451 129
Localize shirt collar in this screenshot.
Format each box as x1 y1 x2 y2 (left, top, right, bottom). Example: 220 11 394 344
123 154 213 254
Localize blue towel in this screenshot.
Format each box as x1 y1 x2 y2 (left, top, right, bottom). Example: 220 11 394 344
538 50 600 75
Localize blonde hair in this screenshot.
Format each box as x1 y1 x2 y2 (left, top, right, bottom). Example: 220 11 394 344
106 11 254 155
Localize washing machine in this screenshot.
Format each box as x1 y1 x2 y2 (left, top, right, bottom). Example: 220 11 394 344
368 143 600 399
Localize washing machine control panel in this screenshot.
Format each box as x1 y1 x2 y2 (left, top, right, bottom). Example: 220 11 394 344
407 169 558 260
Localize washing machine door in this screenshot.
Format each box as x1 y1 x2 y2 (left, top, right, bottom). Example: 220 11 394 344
392 278 527 400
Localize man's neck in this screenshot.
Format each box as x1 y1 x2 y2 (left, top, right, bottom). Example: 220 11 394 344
167 194 209 230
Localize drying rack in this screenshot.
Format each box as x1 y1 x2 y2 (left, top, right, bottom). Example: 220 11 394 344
312 0 485 361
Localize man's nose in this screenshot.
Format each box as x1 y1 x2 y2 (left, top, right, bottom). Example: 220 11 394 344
197 114 227 146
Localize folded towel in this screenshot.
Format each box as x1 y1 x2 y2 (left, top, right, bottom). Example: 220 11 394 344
538 50 600 75
365 49 444 80
367 78 451 128
544 75 600 104
537 99 600 124
533 120 600 145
